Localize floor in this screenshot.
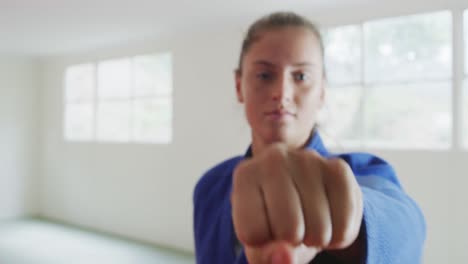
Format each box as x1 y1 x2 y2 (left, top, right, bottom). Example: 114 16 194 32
0 218 195 264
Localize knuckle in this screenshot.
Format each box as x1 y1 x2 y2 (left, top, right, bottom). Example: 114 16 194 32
331 223 357 248
276 225 302 245
232 163 251 191
305 150 323 161
236 229 251 245
330 158 352 176
304 151 325 167
295 151 310 165
303 227 332 248
325 159 354 187
236 227 269 246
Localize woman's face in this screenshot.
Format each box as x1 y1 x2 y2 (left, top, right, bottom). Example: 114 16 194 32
236 26 325 148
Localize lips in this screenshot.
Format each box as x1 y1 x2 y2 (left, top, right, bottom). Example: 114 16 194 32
264 109 296 119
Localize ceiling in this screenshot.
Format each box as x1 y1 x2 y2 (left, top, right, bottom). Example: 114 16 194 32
0 0 464 56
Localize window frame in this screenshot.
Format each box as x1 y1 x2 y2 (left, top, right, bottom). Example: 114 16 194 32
463 9 468 149
63 52 173 144
323 10 461 150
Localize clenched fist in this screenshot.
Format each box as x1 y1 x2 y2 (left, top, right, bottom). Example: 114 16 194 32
231 143 363 264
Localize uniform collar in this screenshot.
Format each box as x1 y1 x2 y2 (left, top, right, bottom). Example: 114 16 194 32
243 130 329 158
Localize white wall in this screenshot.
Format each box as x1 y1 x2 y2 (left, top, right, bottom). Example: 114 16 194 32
39 6 467 264
364 150 466 264
40 29 250 252
0 56 40 219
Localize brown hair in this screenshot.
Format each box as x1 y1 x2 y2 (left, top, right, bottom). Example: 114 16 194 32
237 11 325 73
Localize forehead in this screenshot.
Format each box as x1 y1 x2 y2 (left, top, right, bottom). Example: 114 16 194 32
243 27 323 68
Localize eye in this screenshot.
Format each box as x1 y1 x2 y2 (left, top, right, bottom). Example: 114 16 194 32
256 72 273 81
293 72 308 82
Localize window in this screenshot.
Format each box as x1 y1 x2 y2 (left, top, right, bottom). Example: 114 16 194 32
64 64 95 141
322 26 362 145
323 11 452 149
64 53 172 144
464 9 468 148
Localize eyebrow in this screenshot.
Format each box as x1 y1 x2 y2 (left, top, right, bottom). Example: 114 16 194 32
253 60 316 68
292 62 316 67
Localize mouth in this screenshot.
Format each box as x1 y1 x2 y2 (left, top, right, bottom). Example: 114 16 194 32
264 109 296 120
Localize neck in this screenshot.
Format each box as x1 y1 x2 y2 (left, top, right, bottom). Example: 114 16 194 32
251 130 314 156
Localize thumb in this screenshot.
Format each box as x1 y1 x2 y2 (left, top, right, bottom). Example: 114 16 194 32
269 242 295 264
245 241 295 264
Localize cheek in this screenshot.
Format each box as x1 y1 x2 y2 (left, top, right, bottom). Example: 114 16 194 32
296 88 323 117
243 93 268 130
245 99 261 122
242 85 266 110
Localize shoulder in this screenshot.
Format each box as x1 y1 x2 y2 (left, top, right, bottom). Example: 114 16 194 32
193 156 244 204
330 152 401 187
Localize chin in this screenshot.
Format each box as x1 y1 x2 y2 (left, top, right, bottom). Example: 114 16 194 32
262 126 311 148
264 130 294 145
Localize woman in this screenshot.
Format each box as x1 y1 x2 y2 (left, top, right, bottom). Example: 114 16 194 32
193 11 426 264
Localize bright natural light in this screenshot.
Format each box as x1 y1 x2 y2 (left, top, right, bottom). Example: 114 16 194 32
364 11 452 148
64 64 95 141
324 25 362 86
321 85 362 145
365 82 451 148
464 9 468 148
364 12 452 83
322 25 362 145
323 11 452 149
134 54 172 97
98 58 132 99
96 101 132 142
64 53 173 144
465 10 468 77
133 53 172 143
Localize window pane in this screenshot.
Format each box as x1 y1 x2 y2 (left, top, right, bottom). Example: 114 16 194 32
64 103 93 141
464 80 468 148
96 101 131 142
65 64 94 102
323 25 361 85
134 53 172 97
320 86 362 145
98 58 131 99
365 11 452 83
133 98 172 143
465 9 468 75
465 11 468 148
364 82 451 149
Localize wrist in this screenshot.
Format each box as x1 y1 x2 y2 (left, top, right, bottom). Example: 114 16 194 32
326 221 366 264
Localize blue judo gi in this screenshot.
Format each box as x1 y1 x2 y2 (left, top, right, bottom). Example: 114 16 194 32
193 132 426 263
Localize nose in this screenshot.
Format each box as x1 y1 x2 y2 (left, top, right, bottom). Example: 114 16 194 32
271 73 293 103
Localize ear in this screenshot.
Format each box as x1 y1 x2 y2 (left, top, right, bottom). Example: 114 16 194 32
235 69 244 103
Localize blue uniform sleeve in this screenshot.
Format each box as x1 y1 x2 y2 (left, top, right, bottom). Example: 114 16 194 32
358 176 426 263
193 171 222 264
235 252 248 264
340 153 426 263
193 157 245 264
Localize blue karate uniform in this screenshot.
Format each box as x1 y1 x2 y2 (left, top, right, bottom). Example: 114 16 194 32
193 132 426 263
